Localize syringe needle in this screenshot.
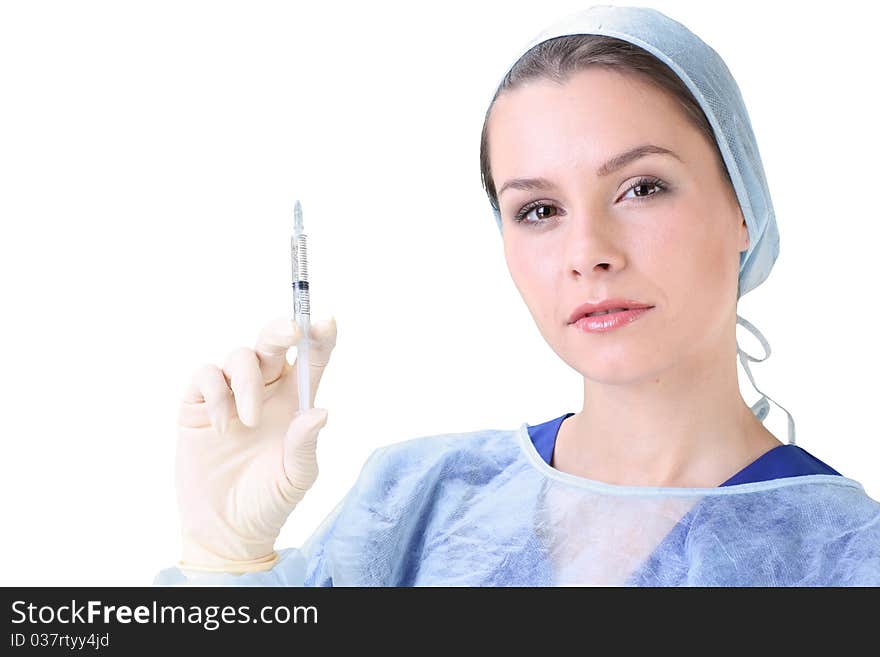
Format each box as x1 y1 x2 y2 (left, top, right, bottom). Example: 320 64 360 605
294 199 303 234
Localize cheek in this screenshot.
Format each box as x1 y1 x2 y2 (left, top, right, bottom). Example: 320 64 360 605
504 238 557 311
642 202 738 329
644 202 730 282
628 207 691 297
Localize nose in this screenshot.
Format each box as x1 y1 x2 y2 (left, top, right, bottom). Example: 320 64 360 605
564 206 626 279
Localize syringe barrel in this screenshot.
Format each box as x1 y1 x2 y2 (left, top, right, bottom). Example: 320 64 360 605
292 234 309 282
291 232 310 316
292 280 310 316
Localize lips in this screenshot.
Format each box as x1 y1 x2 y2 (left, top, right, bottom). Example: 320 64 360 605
585 307 629 317
571 307 654 333
567 299 654 324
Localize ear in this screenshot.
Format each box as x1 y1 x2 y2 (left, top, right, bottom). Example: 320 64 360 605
738 209 750 253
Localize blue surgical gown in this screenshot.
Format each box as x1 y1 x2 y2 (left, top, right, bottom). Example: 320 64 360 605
155 414 880 586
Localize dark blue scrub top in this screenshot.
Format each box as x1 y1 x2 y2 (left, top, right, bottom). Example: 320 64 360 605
528 412 841 485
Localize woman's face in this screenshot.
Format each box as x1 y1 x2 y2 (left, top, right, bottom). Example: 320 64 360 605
489 67 750 383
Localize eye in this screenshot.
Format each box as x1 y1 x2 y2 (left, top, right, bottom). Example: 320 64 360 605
510 176 669 227
619 176 668 202
512 201 559 226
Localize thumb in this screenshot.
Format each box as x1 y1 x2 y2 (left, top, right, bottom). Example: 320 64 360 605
281 407 329 494
285 407 329 449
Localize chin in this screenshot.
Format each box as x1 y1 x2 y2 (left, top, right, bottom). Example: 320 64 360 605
577 364 657 386
562 343 664 385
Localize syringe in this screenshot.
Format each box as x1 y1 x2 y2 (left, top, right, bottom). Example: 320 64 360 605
291 199 311 412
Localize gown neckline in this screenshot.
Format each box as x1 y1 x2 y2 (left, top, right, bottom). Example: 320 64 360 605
518 413 851 497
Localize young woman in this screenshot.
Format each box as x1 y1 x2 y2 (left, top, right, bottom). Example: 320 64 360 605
156 5 880 586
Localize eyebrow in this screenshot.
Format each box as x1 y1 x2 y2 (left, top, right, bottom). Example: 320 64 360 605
497 144 682 198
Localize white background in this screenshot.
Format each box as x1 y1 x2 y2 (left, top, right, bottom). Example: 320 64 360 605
1 0 877 585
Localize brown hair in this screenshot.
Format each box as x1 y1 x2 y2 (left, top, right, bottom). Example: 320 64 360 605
479 34 732 218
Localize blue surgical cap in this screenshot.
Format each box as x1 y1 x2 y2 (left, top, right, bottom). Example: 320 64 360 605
486 5 795 444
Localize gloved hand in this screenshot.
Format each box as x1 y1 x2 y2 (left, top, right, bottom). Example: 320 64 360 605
174 316 337 574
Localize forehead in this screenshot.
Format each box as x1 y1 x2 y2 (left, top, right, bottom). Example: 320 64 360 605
488 68 699 179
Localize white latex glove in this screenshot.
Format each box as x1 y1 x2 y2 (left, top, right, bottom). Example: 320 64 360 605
175 316 337 574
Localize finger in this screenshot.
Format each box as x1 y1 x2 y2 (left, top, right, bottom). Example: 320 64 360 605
222 347 264 428
254 317 302 384
288 316 337 408
180 363 233 431
306 315 337 367
255 315 336 371
281 407 329 497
